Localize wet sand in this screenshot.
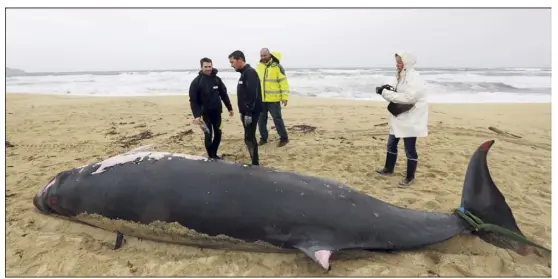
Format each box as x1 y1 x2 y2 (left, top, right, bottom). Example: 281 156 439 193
5 93 551 276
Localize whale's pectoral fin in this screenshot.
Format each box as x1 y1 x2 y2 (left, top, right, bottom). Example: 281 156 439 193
294 244 333 271
114 231 125 250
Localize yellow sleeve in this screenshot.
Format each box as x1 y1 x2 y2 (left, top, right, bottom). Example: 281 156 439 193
277 64 290 100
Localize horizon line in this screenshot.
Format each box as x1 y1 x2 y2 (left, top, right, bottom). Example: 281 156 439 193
6 65 551 75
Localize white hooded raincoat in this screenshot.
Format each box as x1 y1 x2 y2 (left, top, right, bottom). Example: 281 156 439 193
381 52 429 138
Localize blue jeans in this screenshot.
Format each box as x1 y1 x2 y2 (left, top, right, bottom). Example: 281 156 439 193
387 134 418 160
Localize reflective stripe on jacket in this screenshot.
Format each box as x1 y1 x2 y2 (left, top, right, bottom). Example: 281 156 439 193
256 51 290 102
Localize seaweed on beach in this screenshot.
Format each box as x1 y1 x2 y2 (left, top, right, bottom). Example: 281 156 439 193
169 129 194 142
117 130 165 148
288 124 317 134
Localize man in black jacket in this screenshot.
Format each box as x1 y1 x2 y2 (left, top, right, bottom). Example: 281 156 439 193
228 50 263 166
189 57 234 159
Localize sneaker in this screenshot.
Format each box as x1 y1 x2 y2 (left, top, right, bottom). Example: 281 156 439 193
258 139 267 145
375 168 394 175
398 178 414 187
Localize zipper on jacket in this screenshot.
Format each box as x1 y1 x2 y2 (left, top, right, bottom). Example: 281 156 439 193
263 64 270 102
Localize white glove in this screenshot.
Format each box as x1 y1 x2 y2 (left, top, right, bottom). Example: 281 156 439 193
244 115 252 126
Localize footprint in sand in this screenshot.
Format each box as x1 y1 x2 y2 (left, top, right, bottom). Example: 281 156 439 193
420 163 447 179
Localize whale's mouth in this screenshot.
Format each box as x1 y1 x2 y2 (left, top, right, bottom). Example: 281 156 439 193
33 177 57 214
33 192 53 214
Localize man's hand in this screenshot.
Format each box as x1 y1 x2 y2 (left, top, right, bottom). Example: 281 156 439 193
193 117 201 125
244 115 253 126
281 100 288 106
229 110 234 117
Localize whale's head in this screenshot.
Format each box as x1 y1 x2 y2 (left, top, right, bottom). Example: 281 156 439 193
33 177 57 214
33 169 77 216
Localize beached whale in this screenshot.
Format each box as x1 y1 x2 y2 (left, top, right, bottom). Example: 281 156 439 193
32 140 549 271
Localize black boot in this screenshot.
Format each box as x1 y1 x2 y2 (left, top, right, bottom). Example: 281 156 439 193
245 140 259 166
277 138 289 147
207 145 219 160
399 159 417 187
376 152 397 175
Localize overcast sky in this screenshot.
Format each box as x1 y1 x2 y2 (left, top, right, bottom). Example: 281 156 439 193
6 8 551 72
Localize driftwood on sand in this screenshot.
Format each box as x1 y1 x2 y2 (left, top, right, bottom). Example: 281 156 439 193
488 126 522 139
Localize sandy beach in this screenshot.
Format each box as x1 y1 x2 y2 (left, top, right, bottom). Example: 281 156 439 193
5 93 551 277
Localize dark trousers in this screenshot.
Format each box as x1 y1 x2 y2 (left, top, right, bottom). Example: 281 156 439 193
387 134 418 160
202 110 222 158
383 134 419 180
241 112 260 165
258 102 288 141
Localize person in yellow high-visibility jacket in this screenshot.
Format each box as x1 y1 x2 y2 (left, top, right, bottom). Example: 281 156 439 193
256 48 290 147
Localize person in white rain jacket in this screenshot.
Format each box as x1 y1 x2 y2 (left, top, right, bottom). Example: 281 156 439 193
375 51 429 186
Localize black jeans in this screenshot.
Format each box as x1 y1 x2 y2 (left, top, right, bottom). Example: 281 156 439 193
241 112 260 165
202 110 222 158
387 134 418 160
258 102 288 141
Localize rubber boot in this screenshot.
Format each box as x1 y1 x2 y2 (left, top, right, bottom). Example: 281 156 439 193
209 152 221 160
245 140 259 166
251 146 259 166
376 152 397 175
399 159 417 187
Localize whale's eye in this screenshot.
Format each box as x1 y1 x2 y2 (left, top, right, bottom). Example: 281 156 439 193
50 196 58 205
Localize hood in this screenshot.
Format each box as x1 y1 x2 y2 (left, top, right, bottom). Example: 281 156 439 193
261 51 283 65
270 51 282 63
395 51 417 70
199 68 218 76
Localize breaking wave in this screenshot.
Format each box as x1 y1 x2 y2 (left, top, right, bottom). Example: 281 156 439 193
6 67 551 103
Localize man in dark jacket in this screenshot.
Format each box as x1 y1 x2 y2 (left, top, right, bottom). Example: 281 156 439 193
189 57 234 159
228 50 263 166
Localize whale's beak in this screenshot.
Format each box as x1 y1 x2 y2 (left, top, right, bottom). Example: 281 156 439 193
34 177 57 214
33 192 51 214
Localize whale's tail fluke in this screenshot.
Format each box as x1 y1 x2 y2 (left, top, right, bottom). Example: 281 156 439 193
457 140 550 255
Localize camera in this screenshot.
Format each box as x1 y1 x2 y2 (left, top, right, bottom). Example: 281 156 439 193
376 84 396 95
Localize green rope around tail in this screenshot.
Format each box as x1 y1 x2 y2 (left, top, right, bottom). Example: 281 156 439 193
454 207 551 253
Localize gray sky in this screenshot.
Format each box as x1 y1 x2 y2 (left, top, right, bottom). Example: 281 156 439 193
6 8 551 72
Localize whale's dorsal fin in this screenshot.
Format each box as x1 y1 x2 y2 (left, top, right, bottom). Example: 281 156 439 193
123 144 157 155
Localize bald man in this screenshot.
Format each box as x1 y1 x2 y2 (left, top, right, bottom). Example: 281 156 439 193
256 48 291 147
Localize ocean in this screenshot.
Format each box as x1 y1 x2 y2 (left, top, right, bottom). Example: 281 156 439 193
6 67 551 103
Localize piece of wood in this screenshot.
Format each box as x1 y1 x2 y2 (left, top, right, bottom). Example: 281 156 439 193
488 126 522 139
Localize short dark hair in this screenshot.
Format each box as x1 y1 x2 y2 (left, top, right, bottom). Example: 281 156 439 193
228 50 245 62
200 57 212 67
